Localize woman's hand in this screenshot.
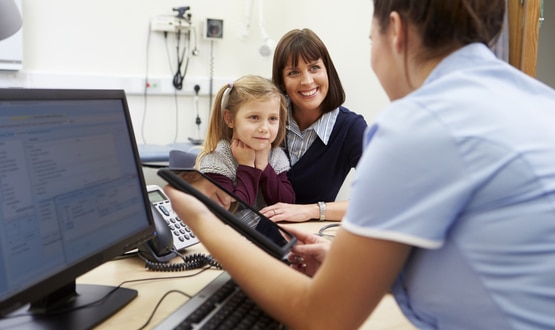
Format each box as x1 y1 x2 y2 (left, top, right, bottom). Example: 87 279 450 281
284 225 330 277
260 202 318 223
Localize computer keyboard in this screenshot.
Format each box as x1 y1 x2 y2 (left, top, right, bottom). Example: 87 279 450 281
154 272 283 330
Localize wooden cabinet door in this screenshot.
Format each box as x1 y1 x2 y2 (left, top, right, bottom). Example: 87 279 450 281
508 0 542 77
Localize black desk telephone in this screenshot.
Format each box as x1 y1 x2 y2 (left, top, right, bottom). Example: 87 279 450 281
137 185 221 271
142 185 200 257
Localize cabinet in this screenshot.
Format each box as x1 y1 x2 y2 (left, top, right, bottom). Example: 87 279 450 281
508 0 542 77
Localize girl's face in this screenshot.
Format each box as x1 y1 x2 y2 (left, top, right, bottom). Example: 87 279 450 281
282 56 329 114
224 97 281 151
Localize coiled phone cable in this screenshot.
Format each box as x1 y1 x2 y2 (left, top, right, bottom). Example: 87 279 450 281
141 250 222 272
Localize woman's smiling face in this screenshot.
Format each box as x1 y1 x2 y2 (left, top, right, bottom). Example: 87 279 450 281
282 57 329 114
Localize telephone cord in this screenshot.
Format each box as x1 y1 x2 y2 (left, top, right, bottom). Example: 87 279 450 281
143 251 222 272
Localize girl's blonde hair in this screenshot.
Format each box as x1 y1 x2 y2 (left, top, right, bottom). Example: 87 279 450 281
196 75 287 166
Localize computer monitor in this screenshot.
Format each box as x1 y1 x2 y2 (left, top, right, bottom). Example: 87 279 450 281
0 89 155 329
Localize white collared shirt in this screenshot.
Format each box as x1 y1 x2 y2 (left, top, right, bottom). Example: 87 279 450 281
285 105 339 165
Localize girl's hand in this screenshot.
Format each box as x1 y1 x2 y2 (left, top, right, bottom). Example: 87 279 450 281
254 143 270 171
230 139 255 167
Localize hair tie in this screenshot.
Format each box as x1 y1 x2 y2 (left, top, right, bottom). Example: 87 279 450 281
220 83 233 110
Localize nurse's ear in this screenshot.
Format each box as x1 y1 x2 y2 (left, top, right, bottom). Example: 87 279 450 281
389 11 406 54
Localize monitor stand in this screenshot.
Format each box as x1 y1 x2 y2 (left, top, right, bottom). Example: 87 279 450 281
0 284 137 330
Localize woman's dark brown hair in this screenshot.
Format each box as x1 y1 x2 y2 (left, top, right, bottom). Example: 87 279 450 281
272 28 345 114
373 0 506 60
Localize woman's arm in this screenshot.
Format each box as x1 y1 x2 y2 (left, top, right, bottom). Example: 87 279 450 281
164 185 411 330
261 200 349 222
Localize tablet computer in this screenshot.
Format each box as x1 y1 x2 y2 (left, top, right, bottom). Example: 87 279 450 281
157 168 297 261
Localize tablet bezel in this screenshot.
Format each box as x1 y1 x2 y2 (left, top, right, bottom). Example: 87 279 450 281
157 168 297 261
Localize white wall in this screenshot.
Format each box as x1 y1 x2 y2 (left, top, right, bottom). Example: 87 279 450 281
0 0 389 145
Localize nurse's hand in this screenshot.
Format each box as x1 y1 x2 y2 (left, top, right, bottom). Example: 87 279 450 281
284 226 330 277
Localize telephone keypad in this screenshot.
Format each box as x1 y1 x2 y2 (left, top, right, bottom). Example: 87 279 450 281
154 201 199 250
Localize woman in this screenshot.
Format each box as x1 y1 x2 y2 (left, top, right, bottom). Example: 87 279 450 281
165 0 555 329
260 28 368 223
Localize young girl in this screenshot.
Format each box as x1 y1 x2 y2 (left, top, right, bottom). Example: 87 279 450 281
196 75 295 210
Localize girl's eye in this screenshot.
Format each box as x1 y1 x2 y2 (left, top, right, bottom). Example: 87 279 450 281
269 116 279 122
249 115 259 120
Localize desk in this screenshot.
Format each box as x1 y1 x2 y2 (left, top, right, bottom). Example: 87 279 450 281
79 221 417 330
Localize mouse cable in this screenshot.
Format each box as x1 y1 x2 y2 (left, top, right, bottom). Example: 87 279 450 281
2 267 211 321
317 223 340 239
136 289 191 330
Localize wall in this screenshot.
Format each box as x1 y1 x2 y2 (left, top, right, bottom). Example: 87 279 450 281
0 0 389 145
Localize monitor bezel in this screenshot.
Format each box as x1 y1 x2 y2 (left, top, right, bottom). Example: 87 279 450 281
0 88 155 316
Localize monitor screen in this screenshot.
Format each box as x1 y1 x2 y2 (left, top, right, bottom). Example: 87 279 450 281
0 89 154 329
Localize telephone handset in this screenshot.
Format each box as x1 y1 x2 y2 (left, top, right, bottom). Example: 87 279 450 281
138 185 200 263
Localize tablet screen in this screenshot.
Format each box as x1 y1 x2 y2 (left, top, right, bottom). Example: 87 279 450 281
157 168 297 260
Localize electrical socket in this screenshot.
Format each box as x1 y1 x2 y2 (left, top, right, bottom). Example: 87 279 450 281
146 79 162 92
151 15 190 33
